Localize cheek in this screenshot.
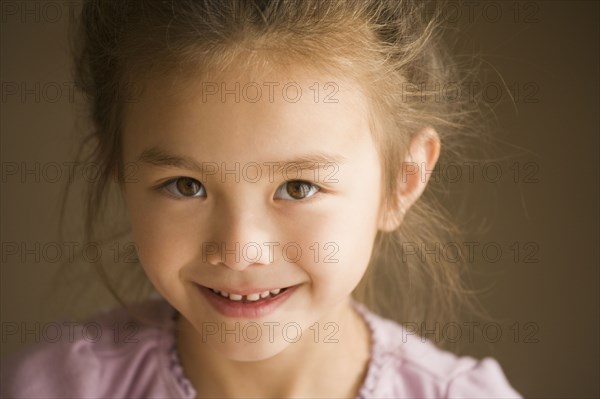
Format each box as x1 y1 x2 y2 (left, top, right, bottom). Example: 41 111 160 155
296 196 380 302
123 188 198 292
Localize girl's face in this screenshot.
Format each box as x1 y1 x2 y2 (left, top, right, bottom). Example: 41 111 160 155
122 66 385 360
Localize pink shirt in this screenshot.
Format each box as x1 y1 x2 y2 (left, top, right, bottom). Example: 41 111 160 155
1 298 521 398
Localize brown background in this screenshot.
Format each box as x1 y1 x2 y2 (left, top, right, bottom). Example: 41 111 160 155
1 1 598 397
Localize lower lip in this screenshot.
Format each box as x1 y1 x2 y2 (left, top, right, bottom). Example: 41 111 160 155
197 284 299 319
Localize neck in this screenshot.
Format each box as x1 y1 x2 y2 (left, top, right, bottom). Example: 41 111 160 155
176 299 371 398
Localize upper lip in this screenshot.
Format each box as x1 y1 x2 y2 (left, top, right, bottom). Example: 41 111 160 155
198 283 296 296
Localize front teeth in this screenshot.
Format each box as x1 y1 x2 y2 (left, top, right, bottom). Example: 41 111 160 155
210 288 285 302
246 293 260 301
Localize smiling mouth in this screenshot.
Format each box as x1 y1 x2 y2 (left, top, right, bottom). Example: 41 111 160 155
203 286 291 303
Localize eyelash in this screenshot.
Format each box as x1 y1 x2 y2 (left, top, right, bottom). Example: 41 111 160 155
156 177 322 202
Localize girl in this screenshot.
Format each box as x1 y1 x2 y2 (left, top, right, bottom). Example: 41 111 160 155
3 1 522 398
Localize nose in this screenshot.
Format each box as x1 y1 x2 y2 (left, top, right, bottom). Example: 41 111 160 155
203 203 275 271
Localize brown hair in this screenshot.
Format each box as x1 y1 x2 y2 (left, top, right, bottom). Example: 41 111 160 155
66 0 490 348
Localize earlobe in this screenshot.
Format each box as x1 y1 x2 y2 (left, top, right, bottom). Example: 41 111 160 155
378 127 441 232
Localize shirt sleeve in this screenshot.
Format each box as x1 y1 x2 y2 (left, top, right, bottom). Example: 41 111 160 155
1 339 102 398
445 357 522 399
1 300 192 399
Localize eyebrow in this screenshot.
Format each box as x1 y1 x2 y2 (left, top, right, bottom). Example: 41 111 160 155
137 146 346 175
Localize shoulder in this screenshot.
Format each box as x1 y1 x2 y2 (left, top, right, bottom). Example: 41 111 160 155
1 297 193 399
352 301 522 399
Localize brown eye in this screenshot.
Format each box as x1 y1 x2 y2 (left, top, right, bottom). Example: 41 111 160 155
287 181 310 199
164 177 205 198
275 180 319 201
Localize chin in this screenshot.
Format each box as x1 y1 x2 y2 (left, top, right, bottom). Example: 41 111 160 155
207 337 289 362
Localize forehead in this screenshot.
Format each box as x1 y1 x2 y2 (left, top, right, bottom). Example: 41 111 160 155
122 66 374 163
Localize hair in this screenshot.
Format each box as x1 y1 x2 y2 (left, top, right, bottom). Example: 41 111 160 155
64 0 492 349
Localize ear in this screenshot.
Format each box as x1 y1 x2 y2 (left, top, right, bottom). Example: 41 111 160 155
378 127 441 232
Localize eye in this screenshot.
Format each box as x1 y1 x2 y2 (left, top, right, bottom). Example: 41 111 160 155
163 177 206 198
274 180 320 201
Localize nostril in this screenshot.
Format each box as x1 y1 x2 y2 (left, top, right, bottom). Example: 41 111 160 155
201 241 274 269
